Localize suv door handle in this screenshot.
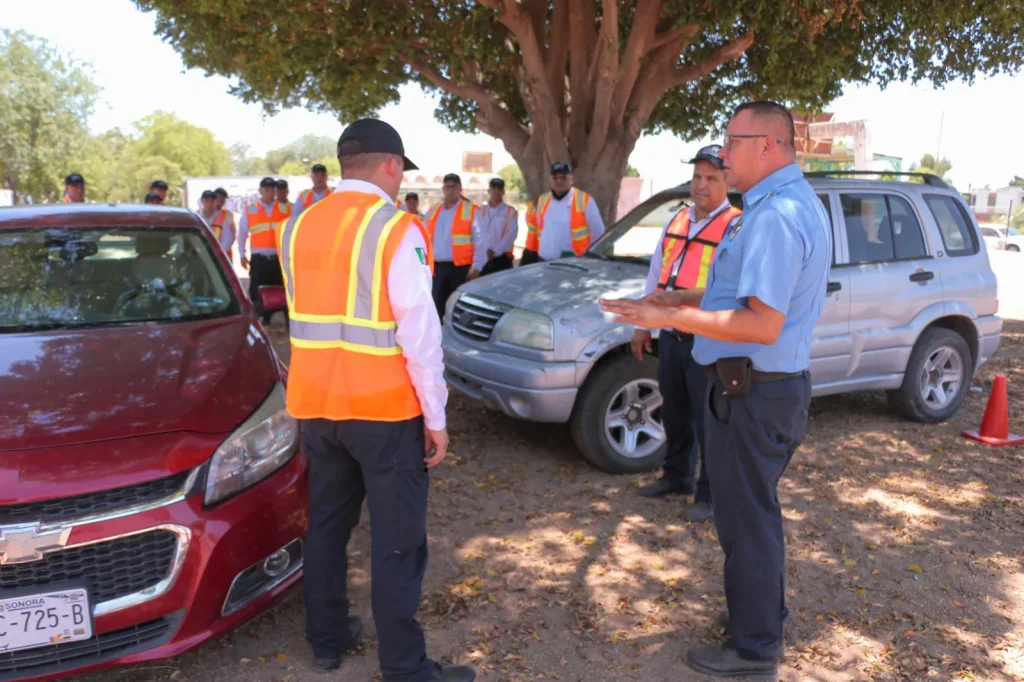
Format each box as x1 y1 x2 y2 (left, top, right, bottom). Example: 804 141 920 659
909 271 934 282
826 281 841 293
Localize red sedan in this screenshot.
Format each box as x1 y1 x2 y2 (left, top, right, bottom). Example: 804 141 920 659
0 203 306 681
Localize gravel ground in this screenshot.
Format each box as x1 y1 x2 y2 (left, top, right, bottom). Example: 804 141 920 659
82 319 1024 682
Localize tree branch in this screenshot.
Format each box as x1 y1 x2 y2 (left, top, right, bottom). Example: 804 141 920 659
651 22 699 51
669 28 756 88
567 0 593 159
582 0 620 168
399 55 496 104
611 0 663 123
546 0 570 130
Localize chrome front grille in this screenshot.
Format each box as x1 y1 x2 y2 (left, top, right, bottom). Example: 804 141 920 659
450 295 507 341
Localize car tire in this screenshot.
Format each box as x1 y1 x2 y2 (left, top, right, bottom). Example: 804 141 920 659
887 327 972 423
570 353 667 474
1008 244 1020 253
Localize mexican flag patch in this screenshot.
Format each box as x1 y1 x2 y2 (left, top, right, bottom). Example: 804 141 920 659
415 247 427 265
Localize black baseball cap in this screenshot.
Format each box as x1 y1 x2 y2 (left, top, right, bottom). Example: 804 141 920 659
337 118 418 171
405 192 418 200
276 179 288 188
551 161 572 175
443 173 461 185
259 177 277 188
489 178 505 189
144 193 163 204
687 144 725 170
311 163 327 173
149 179 168 190
64 173 85 185
213 187 228 197
200 190 216 200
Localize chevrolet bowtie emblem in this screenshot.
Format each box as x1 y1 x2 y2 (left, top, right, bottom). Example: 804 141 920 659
0 523 72 565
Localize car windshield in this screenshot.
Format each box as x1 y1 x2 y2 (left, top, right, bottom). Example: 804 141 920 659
1 226 238 332
586 193 691 263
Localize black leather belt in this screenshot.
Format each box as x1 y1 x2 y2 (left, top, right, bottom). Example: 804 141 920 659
703 362 803 383
661 329 694 341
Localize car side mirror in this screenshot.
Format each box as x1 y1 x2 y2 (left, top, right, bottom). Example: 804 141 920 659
258 286 287 314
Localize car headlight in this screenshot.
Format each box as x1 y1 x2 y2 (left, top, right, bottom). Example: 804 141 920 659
445 291 461 320
497 309 554 350
205 382 298 506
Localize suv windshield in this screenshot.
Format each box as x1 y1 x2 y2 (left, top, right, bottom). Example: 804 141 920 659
587 193 691 263
1 226 238 332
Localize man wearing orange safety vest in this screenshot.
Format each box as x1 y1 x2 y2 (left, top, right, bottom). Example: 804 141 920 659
237 176 291 323
424 173 487 320
632 144 741 523
197 190 235 258
62 173 86 203
521 161 605 265
291 163 333 218
278 118 476 682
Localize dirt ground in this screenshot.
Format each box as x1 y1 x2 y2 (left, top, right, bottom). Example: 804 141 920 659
84 320 1024 682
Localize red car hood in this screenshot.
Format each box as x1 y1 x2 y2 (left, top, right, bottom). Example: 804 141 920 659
0 316 281 452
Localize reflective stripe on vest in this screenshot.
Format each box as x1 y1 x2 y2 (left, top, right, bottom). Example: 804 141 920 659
247 202 290 250
657 205 741 290
279 199 405 355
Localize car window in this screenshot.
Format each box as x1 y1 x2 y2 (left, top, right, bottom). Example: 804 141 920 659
816 193 836 263
982 227 999 238
924 194 979 257
0 226 239 332
588 195 690 262
839 193 927 264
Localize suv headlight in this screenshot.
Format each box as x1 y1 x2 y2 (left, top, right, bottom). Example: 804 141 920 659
205 382 298 506
445 291 461 321
498 309 554 350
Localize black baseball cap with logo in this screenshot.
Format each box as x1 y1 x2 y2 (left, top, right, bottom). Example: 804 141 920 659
489 178 505 189
65 173 85 186
551 161 572 175
687 144 725 170
259 177 277 188
311 163 327 173
337 118 418 171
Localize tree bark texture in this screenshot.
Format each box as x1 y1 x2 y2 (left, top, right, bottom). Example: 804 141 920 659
402 1 755 222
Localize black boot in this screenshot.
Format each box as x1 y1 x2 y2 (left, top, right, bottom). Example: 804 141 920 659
685 645 779 681
312 615 364 671
638 476 691 498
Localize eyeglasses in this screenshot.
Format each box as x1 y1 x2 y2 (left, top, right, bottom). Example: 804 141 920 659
723 133 783 148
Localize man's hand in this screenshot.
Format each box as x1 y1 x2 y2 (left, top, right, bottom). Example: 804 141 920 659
630 329 652 361
466 268 480 281
240 256 250 270
599 297 677 330
424 426 449 468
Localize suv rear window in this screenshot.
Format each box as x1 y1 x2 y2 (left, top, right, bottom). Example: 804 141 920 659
924 195 979 257
1 226 239 332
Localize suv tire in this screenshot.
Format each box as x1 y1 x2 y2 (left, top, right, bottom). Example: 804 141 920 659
570 353 667 474
887 327 972 423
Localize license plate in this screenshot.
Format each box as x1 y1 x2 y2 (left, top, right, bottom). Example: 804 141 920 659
0 588 92 653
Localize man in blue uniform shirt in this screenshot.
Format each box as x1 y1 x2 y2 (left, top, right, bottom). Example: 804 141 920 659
600 101 831 681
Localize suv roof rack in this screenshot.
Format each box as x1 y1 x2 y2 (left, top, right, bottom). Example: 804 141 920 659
803 170 948 189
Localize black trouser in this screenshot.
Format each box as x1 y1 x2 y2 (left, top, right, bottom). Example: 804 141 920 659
249 253 284 322
519 249 539 266
480 253 513 276
704 371 812 662
431 261 470 321
302 417 436 682
657 331 711 503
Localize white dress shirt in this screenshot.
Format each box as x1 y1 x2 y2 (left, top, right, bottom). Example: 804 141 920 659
641 197 740 296
536 188 606 260
291 188 331 219
429 200 488 271
236 201 281 257
198 209 235 254
334 179 448 430
479 201 518 257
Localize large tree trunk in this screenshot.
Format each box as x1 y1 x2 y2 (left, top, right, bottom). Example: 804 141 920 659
407 2 755 223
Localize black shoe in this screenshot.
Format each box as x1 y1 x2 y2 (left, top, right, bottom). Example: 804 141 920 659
428 664 477 682
685 644 779 681
638 477 691 498
686 500 714 523
311 615 364 671
717 610 786 657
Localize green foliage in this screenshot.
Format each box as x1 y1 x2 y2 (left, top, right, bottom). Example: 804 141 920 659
1010 175 1024 189
0 29 99 201
278 156 340 177
625 164 641 178
498 164 529 202
909 154 953 183
265 135 337 174
230 142 271 176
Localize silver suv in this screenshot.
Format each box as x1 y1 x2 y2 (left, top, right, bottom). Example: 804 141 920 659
441 172 1003 474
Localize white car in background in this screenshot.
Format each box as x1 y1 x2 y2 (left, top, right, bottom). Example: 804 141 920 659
981 224 1023 252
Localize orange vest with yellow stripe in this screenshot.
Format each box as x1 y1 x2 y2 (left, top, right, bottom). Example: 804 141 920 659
525 188 592 256
657 205 742 290
246 202 291 251
426 198 477 267
279 191 434 422
208 209 234 258
296 187 332 213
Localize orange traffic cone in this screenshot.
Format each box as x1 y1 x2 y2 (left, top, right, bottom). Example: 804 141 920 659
962 374 1024 446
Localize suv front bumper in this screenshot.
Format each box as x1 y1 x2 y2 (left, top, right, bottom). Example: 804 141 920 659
442 329 578 423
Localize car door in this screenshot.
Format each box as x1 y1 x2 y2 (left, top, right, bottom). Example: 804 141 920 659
809 190 852 389
838 190 939 383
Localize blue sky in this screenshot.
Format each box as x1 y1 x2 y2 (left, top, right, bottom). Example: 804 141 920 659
8 0 1023 194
